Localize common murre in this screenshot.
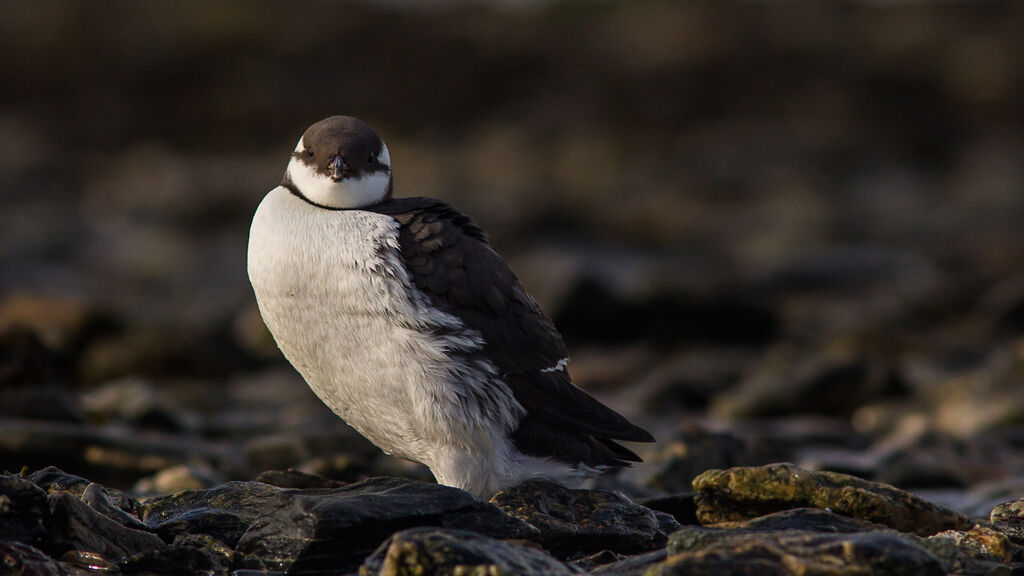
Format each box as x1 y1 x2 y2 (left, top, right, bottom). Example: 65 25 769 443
247 116 654 498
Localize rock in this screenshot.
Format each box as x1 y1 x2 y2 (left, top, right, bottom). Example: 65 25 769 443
646 424 778 493
490 479 674 556
141 477 536 574
80 483 147 531
692 463 971 536
26 466 91 497
711 344 894 419
132 463 223 495
928 525 1015 564
0 325 67 388
708 507 896 535
0 385 84 423
0 474 51 551
589 549 668 575
359 527 583 576
120 544 225 575
651 530 945 576
47 491 165 562
61 549 118 573
992 498 1024 545
255 468 347 489
0 541 64 576
79 377 197 433
639 493 699 526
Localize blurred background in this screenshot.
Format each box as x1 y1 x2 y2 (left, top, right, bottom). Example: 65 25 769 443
1 0 1023 514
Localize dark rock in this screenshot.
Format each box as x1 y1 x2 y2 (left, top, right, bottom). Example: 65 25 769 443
712 344 895 419
692 463 971 536
80 483 147 531
646 424 778 493
708 507 896 534
0 474 51 550
143 477 535 574
992 498 1024 545
589 549 668 575
120 544 224 575
651 530 945 576
48 491 164 561
1 541 64 576
359 527 582 576
0 326 66 388
569 549 626 571
61 549 118 573
26 466 91 497
928 525 1015 564
490 479 670 555
640 493 699 526
0 386 83 422
255 468 347 489
140 481 283 547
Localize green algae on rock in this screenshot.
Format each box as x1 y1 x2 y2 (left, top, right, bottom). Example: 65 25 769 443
692 463 971 536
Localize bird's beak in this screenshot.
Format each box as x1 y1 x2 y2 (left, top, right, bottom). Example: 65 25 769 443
329 155 348 181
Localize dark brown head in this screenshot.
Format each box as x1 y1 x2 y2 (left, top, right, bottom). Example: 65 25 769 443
283 116 392 209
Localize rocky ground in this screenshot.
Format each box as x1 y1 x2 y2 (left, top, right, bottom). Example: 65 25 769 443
3 0 1024 574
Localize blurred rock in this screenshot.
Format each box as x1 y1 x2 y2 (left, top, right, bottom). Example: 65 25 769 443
978 274 1024 337
692 463 971 536
254 468 346 490
132 463 224 495
639 492 699 526
491 479 675 556
80 377 197 432
0 385 83 423
589 549 668 575
640 349 756 415
120 544 226 575
645 424 778 493
0 326 66 388
712 343 895 418
359 527 583 576
991 498 1024 545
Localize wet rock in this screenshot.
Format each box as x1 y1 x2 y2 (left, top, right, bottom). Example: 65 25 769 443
255 468 346 489
646 424 778 493
0 475 51 550
142 477 535 574
61 549 118 572
81 483 147 531
140 480 283 546
1 541 64 576
709 507 896 534
693 463 971 536
359 527 582 576
491 479 674 555
26 466 92 497
992 498 1024 545
120 544 225 575
652 530 945 576
48 491 164 561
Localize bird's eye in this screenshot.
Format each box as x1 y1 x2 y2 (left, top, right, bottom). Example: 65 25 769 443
305 147 314 157
367 155 375 164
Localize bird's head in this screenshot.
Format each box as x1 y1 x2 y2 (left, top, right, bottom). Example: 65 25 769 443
283 116 392 209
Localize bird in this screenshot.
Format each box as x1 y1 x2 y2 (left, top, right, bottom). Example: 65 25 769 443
247 116 654 498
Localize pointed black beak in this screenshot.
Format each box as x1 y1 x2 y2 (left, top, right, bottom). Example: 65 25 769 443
329 155 349 181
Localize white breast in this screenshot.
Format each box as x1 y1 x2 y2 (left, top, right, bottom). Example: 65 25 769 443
247 187 526 496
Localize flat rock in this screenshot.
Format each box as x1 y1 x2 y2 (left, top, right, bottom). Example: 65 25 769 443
142 476 535 574
693 463 971 536
490 479 676 555
359 527 583 576
992 498 1024 545
651 530 945 576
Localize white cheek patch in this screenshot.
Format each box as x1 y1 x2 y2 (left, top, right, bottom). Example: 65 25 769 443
377 143 391 168
294 137 305 153
287 157 390 209
541 357 569 373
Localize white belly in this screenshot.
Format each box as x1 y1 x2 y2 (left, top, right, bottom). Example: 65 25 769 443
247 187 525 495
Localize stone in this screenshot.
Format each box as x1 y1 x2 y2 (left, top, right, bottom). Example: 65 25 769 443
359 527 583 576
992 498 1024 545
0 474 51 551
47 491 165 562
142 477 535 574
929 525 1016 564
255 468 347 489
0 541 64 576
589 549 668 575
490 479 673 555
639 492 699 526
120 544 225 575
646 424 778 493
80 482 147 531
692 463 971 536
650 530 945 576
706 507 896 535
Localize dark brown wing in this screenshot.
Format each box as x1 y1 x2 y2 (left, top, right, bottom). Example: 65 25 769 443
370 197 654 467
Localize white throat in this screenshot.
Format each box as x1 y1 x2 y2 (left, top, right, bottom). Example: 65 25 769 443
286 139 391 209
